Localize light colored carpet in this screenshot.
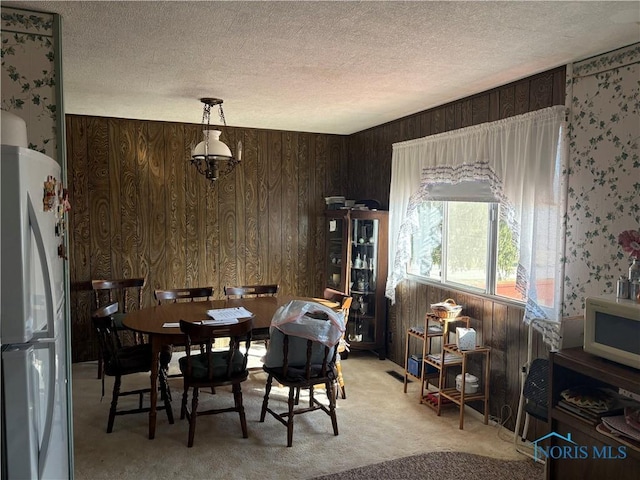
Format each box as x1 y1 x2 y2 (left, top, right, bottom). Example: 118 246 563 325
72 350 534 479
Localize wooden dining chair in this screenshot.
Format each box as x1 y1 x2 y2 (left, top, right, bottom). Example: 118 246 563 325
92 302 173 433
92 277 146 378
154 287 213 304
224 284 279 356
92 278 145 312
323 288 353 399
154 287 214 377
260 320 340 447
178 318 253 447
223 284 279 298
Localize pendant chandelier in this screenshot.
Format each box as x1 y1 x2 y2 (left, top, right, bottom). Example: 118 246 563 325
190 97 241 182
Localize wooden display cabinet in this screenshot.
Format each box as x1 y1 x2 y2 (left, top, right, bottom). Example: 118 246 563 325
547 347 640 479
324 209 388 359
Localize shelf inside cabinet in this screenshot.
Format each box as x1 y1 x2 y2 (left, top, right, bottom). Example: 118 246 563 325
553 347 640 394
551 407 602 434
350 290 374 296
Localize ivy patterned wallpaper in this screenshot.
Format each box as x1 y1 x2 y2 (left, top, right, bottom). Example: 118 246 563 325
1 7 58 160
563 43 640 315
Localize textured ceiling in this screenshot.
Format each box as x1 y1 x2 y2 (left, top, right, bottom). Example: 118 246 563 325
4 1 640 134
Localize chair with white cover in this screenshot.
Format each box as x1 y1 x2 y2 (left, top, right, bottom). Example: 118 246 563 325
259 300 344 446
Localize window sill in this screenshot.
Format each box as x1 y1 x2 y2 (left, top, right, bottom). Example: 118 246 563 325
405 273 526 310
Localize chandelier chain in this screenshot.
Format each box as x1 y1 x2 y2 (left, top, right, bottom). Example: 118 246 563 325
202 102 211 156
217 104 227 127
202 102 211 127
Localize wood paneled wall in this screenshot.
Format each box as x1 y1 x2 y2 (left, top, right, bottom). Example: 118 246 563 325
347 67 566 208
347 66 565 434
66 116 348 362
66 64 565 437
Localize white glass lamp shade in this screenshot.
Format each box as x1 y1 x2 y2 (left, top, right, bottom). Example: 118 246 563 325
192 130 232 159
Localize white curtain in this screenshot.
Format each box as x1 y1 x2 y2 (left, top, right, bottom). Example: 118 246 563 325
386 105 568 328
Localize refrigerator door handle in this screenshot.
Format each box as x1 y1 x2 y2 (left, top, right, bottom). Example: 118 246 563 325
28 194 55 340
38 342 57 478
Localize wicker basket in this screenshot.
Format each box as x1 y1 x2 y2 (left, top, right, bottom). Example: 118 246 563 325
430 298 462 319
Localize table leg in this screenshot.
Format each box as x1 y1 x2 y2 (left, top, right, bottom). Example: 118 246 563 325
149 334 160 439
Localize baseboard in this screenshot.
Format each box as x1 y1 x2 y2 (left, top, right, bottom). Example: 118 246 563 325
464 404 499 427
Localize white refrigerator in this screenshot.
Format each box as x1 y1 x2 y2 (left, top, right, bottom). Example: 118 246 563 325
1 145 73 479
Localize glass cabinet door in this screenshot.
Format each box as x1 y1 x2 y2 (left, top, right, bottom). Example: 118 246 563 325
348 217 379 344
324 209 388 359
326 214 346 291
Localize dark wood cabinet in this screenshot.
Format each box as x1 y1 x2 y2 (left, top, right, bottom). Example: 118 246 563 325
548 348 640 479
325 209 388 359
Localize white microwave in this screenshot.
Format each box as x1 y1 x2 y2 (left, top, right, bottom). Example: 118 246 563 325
583 296 640 369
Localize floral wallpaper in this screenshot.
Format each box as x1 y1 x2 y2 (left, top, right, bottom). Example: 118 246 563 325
1 7 58 160
563 43 640 315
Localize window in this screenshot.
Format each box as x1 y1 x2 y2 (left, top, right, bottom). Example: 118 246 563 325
408 200 524 302
386 106 566 330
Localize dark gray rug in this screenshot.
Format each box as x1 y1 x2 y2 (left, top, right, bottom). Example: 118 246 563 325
312 451 544 480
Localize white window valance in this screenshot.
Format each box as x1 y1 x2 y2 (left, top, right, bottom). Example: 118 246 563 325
386 105 568 328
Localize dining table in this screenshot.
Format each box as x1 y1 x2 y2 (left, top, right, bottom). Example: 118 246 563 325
123 295 339 439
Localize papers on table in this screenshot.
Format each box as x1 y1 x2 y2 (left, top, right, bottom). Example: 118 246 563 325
161 308 253 328
207 307 253 321
162 319 239 328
